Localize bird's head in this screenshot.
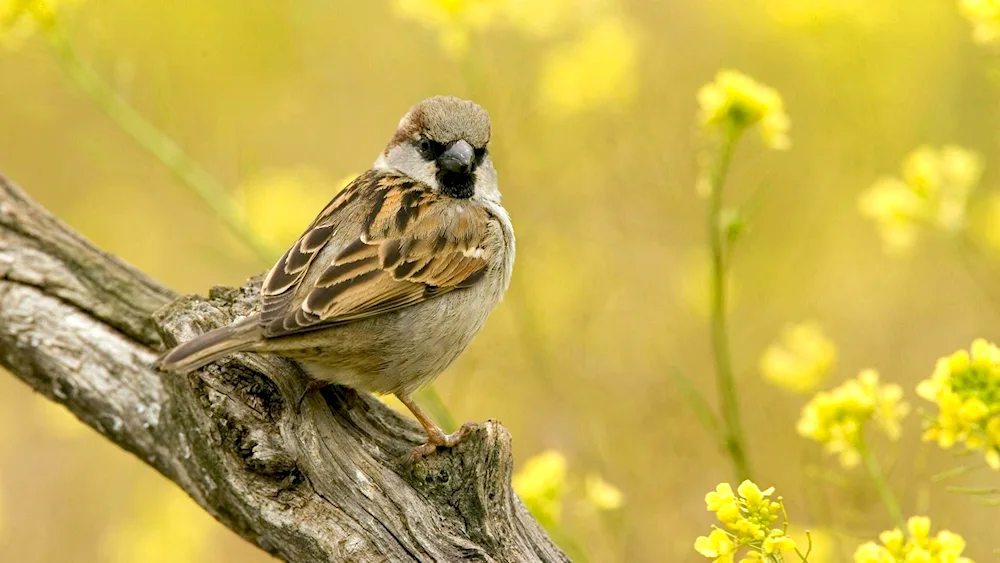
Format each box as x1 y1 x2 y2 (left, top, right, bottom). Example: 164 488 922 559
376 96 497 201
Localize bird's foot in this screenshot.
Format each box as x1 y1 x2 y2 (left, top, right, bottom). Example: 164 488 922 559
408 422 477 461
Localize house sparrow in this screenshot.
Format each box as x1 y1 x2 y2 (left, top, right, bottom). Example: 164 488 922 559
157 96 515 457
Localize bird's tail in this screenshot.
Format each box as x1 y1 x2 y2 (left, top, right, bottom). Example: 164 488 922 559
155 315 263 374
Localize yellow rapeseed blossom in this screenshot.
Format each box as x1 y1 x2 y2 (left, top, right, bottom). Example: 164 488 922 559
960 0 1000 44
853 516 973 563
697 70 791 150
394 0 637 115
394 0 621 56
695 481 798 563
393 0 502 56
537 17 637 115
583 473 623 511
797 370 910 468
916 339 1000 469
759 321 837 394
859 145 982 255
513 449 568 526
239 169 351 252
695 528 737 562
1 0 75 47
0 0 32 42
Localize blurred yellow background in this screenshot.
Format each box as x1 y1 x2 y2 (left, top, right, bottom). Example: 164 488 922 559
2 0 1000 561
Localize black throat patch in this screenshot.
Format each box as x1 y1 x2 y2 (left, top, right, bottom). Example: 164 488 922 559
437 170 476 199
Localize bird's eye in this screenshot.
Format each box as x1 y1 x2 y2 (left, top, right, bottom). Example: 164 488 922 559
415 137 443 159
473 147 487 165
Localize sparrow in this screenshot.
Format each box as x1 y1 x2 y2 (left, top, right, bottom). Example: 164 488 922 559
156 96 515 457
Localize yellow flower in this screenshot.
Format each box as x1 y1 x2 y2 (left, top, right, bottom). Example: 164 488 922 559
1 0 32 42
716 501 742 527
239 169 350 253
960 0 1000 44
759 321 837 393
1 0 78 47
936 530 968 560
879 528 905 553
513 449 568 525
736 480 773 506
583 473 623 511
853 542 895 563
393 0 627 61
706 482 736 511
761 530 795 554
695 528 737 563
908 516 931 542
853 516 974 563
797 370 910 468
537 16 638 115
859 145 982 255
917 339 1000 470
697 70 791 150
857 177 923 254
393 0 501 56
696 481 796 561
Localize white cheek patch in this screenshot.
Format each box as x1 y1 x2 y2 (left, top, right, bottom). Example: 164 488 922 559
380 145 440 190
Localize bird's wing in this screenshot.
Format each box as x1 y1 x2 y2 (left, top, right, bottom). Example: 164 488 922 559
258 170 494 337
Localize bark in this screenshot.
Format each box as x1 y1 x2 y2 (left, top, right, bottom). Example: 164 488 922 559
0 172 568 563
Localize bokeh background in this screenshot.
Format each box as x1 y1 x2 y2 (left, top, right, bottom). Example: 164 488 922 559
2 0 1000 561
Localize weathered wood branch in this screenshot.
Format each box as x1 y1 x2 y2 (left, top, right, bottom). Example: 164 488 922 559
0 172 567 563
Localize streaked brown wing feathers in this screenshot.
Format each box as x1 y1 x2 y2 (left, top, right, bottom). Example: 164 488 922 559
258 171 371 328
260 173 493 338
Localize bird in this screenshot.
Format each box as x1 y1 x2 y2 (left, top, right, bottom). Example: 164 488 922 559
156 96 515 457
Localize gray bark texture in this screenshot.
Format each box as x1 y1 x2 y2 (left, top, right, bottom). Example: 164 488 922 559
0 172 568 563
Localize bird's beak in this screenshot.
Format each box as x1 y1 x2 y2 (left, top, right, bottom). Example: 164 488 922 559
437 139 475 174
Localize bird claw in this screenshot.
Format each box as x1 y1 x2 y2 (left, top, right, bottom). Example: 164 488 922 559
408 422 477 461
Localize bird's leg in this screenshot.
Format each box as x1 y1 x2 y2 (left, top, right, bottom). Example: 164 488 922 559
296 380 367 414
396 392 475 459
295 379 332 413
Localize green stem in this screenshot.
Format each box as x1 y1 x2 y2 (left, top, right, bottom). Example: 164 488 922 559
670 367 724 450
859 439 905 531
44 21 275 263
707 128 752 482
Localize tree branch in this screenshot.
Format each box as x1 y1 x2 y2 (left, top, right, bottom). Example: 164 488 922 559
0 172 567 563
